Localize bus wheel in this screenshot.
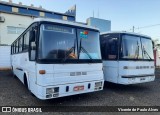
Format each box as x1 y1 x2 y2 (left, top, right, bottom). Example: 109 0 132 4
24 74 29 90
24 74 35 97
11 66 16 78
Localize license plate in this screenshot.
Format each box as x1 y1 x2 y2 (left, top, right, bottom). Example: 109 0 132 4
140 78 146 81
73 86 84 91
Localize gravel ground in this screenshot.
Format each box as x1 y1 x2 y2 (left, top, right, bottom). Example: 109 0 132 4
0 69 160 114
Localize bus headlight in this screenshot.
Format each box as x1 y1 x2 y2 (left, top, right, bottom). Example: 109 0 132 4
46 87 59 94
95 82 102 87
95 82 103 90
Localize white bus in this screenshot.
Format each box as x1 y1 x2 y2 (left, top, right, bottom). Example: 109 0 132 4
11 18 104 100
100 31 155 85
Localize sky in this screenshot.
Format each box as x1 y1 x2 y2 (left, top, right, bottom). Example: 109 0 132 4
2 0 160 40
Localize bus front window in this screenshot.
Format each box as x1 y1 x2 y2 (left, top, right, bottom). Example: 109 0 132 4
39 24 77 60
141 38 154 60
77 29 101 59
39 24 101 61
121 35 143 59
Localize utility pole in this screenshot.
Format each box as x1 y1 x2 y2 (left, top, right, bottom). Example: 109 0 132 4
98 8 99 18
93 10 94 18
133 26 135 32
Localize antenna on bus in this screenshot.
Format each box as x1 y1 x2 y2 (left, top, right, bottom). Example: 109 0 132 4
133 26 135 32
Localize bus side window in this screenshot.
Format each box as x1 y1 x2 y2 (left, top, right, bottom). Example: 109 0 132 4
19 37 23 52
108 38 118 59
12 45 14 54
13 43 15 54
14 43 16 54
100 38 107 60
11 45 13 54
101 35 118 60
15 41 19 53
29 26 37 61
12 44 13 54
30 42 36 60
23 31 30 51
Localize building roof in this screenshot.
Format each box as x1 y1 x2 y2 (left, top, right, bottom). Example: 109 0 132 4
0 1 75 17
87 17 111 22
0 1 45 11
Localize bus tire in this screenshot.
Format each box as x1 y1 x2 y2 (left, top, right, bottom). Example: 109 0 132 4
24 74 35 97
24 74 29 90
11 66 16 78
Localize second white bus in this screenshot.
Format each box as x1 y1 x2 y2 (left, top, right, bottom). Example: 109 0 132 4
100 31 155 85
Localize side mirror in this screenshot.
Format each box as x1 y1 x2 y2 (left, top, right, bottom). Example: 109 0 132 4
31 42 36 50
29 30 35 42
30 42 36 61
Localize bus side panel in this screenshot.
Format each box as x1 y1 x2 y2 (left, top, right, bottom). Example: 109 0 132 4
12 53 26 83
22 53 36 91
11 52 37 92
102 61 119 83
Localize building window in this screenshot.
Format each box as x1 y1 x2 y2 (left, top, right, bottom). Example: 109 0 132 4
7 26 16 34
17 27 25 34
12 7 19 13
39 12 45 17
7 26 25 34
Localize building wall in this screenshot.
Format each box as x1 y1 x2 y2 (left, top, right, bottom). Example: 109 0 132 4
0 1 76 45
0 1 75 21
0 46 11 69
87 17 111 33
0 13 34 45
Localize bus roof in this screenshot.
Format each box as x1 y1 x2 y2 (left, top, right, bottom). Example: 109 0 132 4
100 31 151 38
33 18 99 31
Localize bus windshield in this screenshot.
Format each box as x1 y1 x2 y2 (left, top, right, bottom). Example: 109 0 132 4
141 38 154 60
121 35 153 60
77 29 101 59
38 24 101 61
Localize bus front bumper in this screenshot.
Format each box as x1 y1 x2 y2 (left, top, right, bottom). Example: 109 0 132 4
118 75 155 85
33 80 104 100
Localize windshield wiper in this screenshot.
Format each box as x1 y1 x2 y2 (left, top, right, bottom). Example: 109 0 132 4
78 38 93 61
61 39 76 62
142 47 152 60
136 41 139 59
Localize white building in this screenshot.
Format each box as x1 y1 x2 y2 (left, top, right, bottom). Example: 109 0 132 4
0 13 33 45
0 0 76 69
87 17 111 33
0 0 76 45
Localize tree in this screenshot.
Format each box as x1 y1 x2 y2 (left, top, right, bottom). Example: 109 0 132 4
153 39 160 50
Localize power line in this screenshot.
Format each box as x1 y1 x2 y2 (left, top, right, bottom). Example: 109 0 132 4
136 24 160 29
128 23 160 31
